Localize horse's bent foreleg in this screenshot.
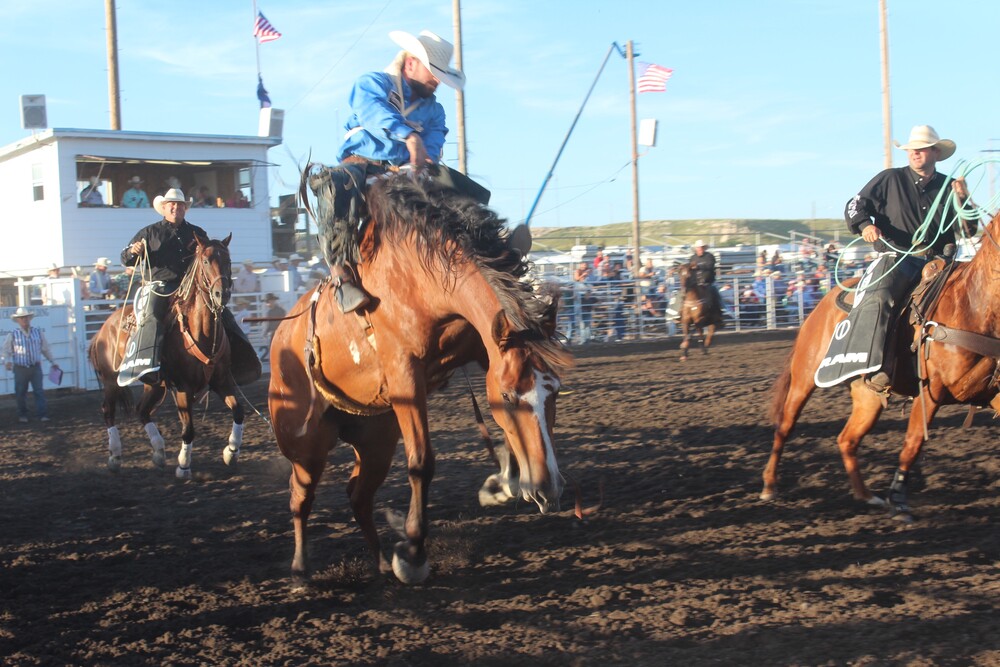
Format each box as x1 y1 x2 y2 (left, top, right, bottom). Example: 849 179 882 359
679 320 691 361
479 442 520 506
835 380 886 504
887 398 940 522
174 391 195 479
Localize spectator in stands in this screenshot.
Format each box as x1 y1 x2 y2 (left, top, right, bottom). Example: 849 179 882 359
121 176 150 208
3 307 59 423
192 186 215 208
233 259 260 294
80 177 104 207
46 264 60 279
227 190 250 208
88 257 114 299
593 249 605 270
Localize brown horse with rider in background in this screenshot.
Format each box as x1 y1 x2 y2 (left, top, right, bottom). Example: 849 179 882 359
88 233 246 478
676 261 724 360
268 168 573 585
762 211 1000 522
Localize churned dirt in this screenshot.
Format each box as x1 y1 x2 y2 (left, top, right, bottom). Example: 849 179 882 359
2 331 999 666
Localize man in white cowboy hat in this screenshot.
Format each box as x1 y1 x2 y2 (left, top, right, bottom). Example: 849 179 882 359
311 29 472 314
121 175 150 208
337 29 465 171
88 257 114 299
816 124 981 395
117 188 261 386
2 307 58 423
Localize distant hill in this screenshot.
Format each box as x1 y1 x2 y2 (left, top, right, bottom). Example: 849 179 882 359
528 219 845 252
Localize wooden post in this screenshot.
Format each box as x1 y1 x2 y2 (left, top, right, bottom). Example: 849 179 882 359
105 0 121 130
879 0 892 169
453 0 468 174
627 41 643 337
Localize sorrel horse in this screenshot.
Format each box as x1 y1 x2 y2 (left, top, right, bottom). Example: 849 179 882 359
269 171 573 584
88 233 246 479
677 262 724 360
762 212 1000 520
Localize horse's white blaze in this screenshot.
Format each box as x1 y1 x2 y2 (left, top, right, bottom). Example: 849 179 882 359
107 426 122 457
349 339 362 365
517 369 561 501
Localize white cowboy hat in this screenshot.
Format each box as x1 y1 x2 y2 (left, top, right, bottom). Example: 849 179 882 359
242 259 255 266
389 30 466 90
95 257 112 267
694 239 708 248
11 307 34 319
288 253 303 261
153 188 188 216
894 125 956 161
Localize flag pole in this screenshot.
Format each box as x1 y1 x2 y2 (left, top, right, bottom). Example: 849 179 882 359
626 40 643 338
253 0 262 78
522 42 623 228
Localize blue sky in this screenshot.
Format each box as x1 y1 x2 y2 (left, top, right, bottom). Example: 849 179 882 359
3 1 999 228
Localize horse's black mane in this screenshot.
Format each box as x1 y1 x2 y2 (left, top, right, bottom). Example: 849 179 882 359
365 174 553 337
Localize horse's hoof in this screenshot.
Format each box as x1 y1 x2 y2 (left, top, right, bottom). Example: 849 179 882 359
175 466 192 480
107 455 122 473
759 488 776 501
391 541 430 584
151 448 165 468
223 445 239 466
865 494 887 507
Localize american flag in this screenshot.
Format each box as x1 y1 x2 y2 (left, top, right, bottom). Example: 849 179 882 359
253 11 282 44
637 63 673 94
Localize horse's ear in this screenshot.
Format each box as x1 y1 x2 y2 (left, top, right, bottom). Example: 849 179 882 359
194 232 207 249
222 233 232 247
491 310 513 352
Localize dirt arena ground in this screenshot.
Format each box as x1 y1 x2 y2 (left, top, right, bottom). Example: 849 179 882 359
2 331 999 666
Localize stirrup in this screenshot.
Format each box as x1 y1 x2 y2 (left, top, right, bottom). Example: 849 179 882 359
335 280 371 313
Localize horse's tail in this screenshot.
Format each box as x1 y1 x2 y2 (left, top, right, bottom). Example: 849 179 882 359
87 321 135 416
769 351 794 427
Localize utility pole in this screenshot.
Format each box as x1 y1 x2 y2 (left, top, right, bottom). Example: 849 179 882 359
879 0 892 168
105 0 121 130
627 41 643 336
453 0 468 174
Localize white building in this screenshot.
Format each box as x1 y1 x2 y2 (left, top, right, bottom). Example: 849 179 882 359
0 128 282 278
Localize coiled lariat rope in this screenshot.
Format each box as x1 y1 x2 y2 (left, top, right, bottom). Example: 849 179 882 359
834 156 1000 292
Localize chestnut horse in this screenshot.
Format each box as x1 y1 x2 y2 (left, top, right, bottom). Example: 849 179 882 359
270 172 573 584
677 262 724 360
88 233 245 478
762 213 999 521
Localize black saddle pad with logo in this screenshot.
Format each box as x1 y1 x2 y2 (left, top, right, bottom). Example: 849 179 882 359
117 285 161 387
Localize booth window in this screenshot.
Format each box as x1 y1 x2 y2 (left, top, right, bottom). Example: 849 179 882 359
32 163 44 201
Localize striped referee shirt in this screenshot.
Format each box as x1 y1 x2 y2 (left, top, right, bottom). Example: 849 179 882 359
3 326 53 367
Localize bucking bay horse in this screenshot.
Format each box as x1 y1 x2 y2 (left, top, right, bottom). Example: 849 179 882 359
677 262 724 360
269 169 573 584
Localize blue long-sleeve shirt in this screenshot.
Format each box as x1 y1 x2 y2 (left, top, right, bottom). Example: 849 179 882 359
336 71 448 165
